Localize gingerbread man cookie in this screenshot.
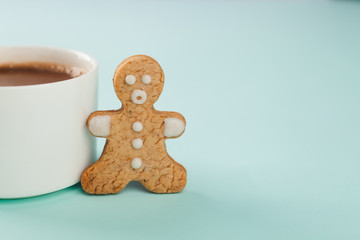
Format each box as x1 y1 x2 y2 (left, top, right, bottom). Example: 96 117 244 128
81 55 186 194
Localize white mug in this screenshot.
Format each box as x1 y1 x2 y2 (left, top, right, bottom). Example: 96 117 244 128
0 46 98 198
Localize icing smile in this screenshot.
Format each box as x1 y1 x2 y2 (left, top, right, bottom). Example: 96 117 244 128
131 89 147 104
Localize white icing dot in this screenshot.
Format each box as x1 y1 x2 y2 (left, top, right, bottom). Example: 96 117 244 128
131 158 142 169
142 74 151 84
125 75 136 85
132 138 143 149
132 121 143 132
164 118 185 137
88 115 111 137
131 89 147 104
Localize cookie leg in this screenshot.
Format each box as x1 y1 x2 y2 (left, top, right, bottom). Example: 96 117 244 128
81 154 130 194
140 159 187 193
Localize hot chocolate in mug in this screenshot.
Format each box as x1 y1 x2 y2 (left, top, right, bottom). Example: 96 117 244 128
0 46 98 198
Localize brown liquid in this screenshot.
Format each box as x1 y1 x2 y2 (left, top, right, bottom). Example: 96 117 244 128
0 62 85 86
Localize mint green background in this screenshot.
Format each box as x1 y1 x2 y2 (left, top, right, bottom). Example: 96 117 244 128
1 1 360 239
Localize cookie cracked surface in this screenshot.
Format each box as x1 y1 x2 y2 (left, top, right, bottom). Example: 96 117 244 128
81 55 186 194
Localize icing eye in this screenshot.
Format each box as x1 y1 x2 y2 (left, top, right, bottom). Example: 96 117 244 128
142 74 151 84
125 75 136 85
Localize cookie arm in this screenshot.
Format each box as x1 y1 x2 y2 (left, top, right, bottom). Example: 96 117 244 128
163 112 186 138
87 111 113 138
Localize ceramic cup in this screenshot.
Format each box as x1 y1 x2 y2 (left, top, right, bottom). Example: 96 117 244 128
0 46 98 198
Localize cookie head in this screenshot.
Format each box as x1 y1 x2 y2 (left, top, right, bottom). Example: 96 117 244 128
113 55 165 108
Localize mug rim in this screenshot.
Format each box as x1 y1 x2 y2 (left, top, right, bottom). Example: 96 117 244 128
0 45 98 90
